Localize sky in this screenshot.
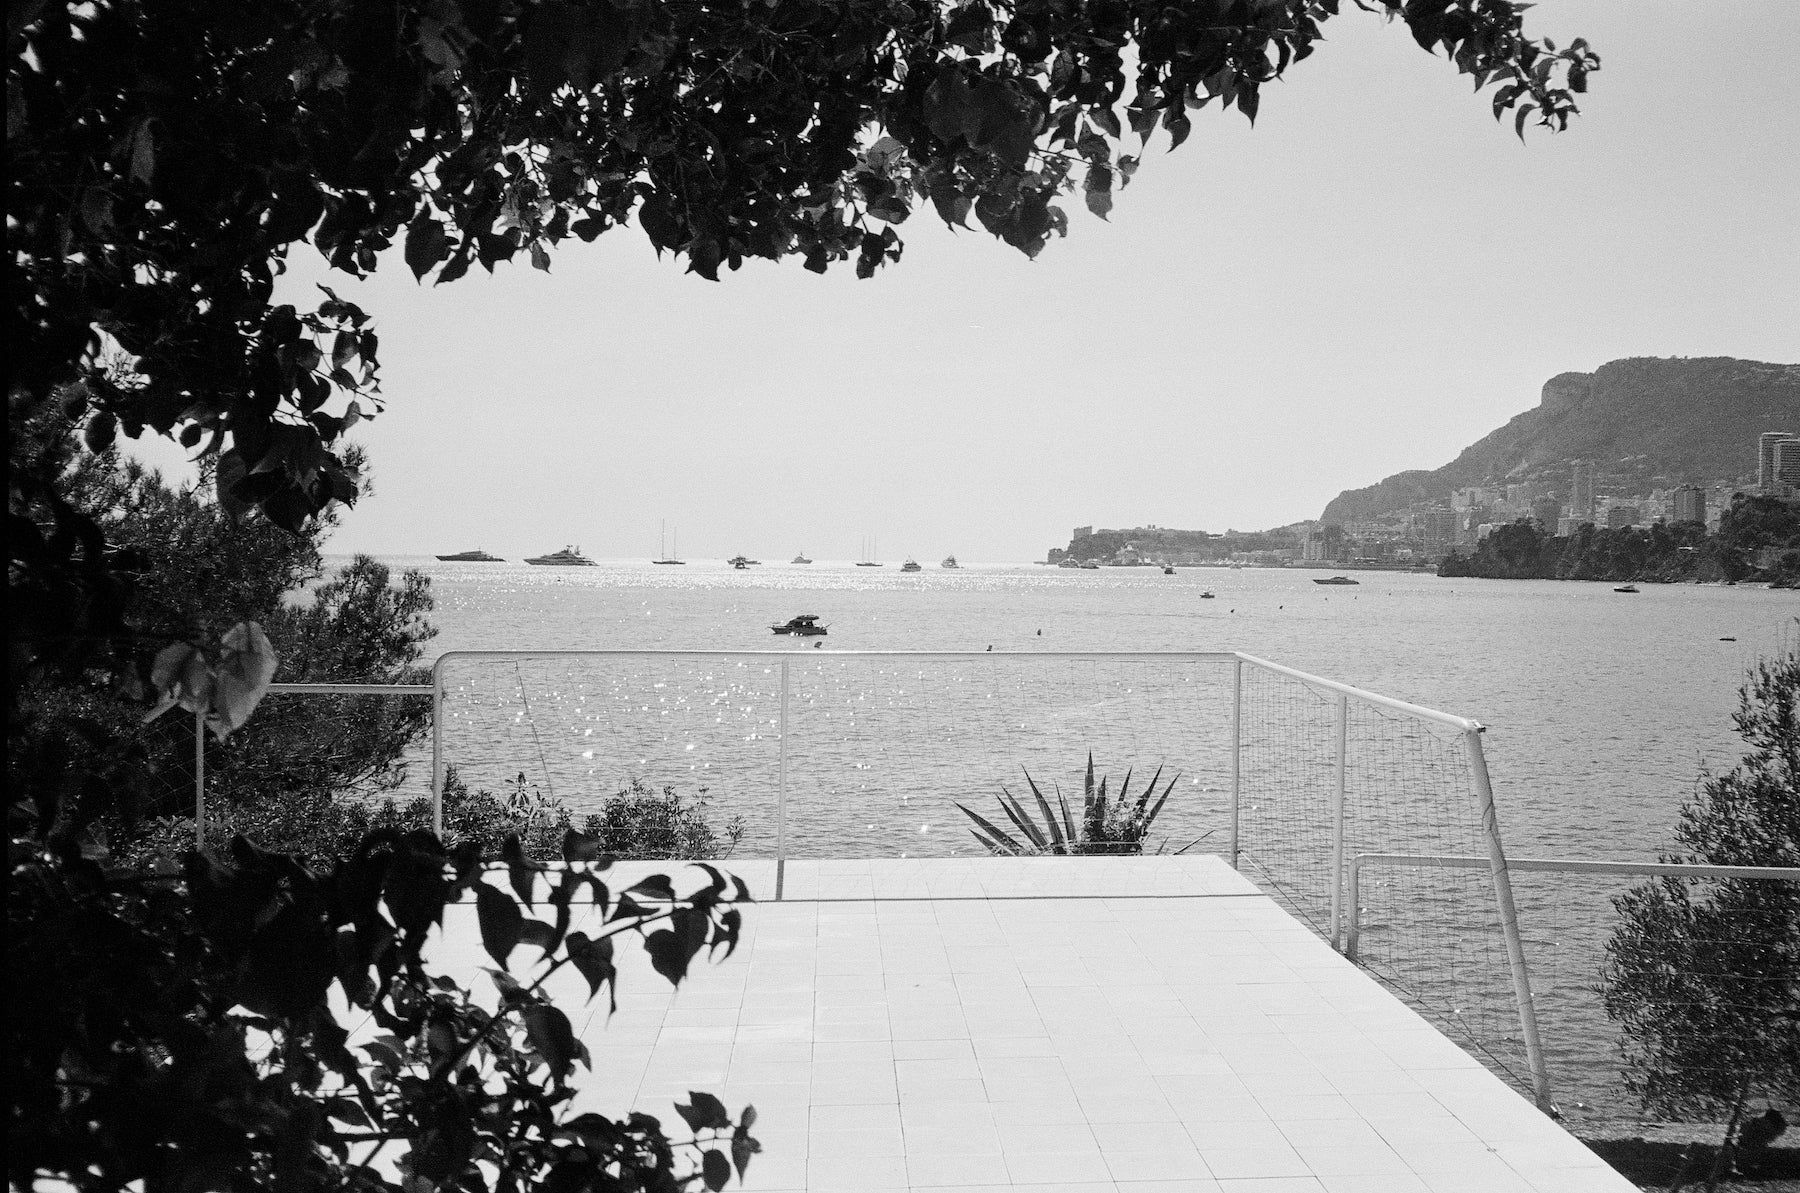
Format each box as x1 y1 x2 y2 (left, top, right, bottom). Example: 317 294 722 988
131 0 1800 563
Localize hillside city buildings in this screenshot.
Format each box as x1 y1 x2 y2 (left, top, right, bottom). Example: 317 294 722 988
1048 430 1800 568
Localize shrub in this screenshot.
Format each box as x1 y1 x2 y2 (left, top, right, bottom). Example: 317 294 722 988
584 780 744 861
7 828 760 1191
1602 640 1800 1139
112 771 741 869
956 754 1201 856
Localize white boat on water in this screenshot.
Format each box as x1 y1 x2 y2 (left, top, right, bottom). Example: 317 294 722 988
526 545 595 566
941 555 959 569
792 553 813 564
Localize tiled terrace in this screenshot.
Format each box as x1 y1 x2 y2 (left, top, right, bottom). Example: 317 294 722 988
433 857 1632 1192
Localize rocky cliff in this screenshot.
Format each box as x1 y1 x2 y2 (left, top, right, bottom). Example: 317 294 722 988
1321 357 1800 524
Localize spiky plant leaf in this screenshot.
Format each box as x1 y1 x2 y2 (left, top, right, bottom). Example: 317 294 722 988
955 802 1026 855
1021 769 1067 853
996 789 1049 850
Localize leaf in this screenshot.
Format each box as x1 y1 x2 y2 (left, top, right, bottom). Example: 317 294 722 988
563 827 610 864
1022 771 1065 850
1514 102 1537 140
566 931 619 1010
210 621 278 736
522 1004 584 1079
405 215 451 280
475 882 523 967
627 874 676 903
702 1149 730 1191
676 1091 732 1133
955 802 1021 855
84 411 117 453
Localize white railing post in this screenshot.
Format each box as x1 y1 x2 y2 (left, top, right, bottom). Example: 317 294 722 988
775 660 790 901
1331 692 1348 952
431 662 445 838
1230 658 1242 870
1346 855 1363 961
1465 726 1551 1112
194 704 207 848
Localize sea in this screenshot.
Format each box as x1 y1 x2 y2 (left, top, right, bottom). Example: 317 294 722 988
333 555 1796 1122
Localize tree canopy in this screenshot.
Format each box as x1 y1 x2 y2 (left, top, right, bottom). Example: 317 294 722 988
8 0 1596 695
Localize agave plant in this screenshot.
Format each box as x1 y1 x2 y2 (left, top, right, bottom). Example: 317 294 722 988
955 753 1201 856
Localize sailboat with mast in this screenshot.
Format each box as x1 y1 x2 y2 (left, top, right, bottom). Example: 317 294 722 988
652 522 685 565
854 534 883 567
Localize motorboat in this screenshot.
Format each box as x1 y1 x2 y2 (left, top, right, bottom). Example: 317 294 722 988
901 559 922 572
1163 565 1175 575
792 553 813 564
1199 591 1215 599
1079 561 1100 570
525 545 595 566
435 549 504 562
1313 575 1360 585
941 555 959 569
728 555 752 570
1614 584 1640 593
770 614 827 636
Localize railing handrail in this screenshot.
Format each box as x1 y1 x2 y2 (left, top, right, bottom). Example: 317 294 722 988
1233 652 1484 733
1351 852 1800 882
266 682 433 695
1346 851 1800 961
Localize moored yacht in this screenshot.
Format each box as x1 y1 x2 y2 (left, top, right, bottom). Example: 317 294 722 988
900 558 922 572
525 545 595 566
436 549 504 562
941 555 959 569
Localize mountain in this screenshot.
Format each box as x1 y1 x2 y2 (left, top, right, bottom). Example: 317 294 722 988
1321 357 1800 525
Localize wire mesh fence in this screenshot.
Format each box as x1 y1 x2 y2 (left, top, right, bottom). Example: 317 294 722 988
431 652 1241 861
1234 661 1539 1099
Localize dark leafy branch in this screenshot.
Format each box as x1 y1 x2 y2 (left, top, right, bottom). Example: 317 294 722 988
7 826 760 1191
9 0 1596 557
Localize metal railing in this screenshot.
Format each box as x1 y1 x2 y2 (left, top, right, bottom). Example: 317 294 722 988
1347 853 1800 1119
199 651 1553 1109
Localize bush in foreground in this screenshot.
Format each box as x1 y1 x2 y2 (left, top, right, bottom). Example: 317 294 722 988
7 828 759 1191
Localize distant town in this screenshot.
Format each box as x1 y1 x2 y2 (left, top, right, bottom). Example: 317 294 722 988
1046 429 1800 569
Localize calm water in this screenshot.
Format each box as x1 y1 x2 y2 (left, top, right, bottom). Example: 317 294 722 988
344 555 1795 1121
377 555 1791 858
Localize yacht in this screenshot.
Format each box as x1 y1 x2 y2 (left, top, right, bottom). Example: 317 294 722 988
652 522 685 564
525 545 595 566
1313 575 1360 586
792 553 813 564
435 549 504 562
855 535 884 566
941 555 959 569
900 558 922 572
728 555 752 570
1613 584 1640 593
770 614 828 636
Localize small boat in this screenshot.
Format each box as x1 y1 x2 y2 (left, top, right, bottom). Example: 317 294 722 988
1079 561 1100 570
854 561 884 567
792 553 813 564
1199 591 1215 599
1313 575 1360 586
728 555 752 570
525 545 595 566
901 559 922 572
941 555 959 569
1163 565 1176 575
770 614 828 636
1614 584 1639 593
435 549 504 562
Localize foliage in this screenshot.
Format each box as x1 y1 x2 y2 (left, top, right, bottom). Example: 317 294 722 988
113 770 743 872
957 753 1192 855
586 780 745 862
8 445 435 845
1438 497 1800 583
8 1 1597 715
7 828 760 1192
1602 640 1800 1122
